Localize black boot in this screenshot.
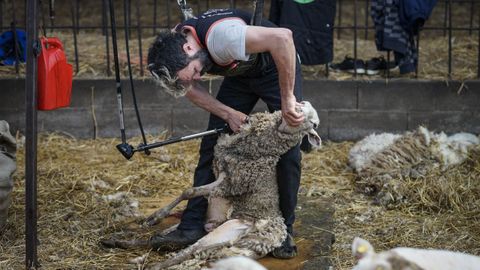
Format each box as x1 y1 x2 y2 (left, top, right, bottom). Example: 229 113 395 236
271 233 298 259
149 229 206 252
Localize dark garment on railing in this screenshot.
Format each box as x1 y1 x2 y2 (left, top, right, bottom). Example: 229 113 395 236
371 0 417 74
269 0 335 65
399 0 438 34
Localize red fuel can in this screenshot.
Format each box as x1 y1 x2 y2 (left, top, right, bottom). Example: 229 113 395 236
37 37 73 110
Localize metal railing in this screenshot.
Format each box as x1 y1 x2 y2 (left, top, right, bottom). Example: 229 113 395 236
0 0 479 79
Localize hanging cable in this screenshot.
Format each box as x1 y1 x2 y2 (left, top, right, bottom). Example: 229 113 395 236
107 0 126 144
123 0 150 155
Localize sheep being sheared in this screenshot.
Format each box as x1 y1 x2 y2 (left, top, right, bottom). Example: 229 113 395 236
103 102 321 270
348 126 479 206
351 237 480 270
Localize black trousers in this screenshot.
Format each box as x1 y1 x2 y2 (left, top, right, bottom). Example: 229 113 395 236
178 58 303 234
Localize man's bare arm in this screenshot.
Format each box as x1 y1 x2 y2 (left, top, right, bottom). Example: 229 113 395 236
244 26 304 126
185 82 247 132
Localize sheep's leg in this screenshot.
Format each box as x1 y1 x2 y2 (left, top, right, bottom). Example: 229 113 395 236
147 219 253 270
144 172 226 227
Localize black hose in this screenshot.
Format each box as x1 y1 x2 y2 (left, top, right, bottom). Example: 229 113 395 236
108 0 126 143
123 0 150 155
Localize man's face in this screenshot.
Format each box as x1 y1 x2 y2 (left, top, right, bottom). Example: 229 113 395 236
177 58 203 82
177 49 212 83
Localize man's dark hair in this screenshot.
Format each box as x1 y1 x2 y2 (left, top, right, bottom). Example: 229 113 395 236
147 31 190 97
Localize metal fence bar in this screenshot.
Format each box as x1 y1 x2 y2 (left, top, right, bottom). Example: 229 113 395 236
469 0 474 35
49 0 55 33
102 0 107 35
128 0 132 37
443 0 448 36
25 0 39 267
4 24 480 32
478 4 480 78
136 0 143 76
75 0 79 34
71 0 79 73
337 0 342 39
102 0 111 76
0 0 3 31
153 0 157 34
353 0 358 77
166 0 171 29
448 0 452 79
11 0 19 74
364 0 368 40
415 34 420 78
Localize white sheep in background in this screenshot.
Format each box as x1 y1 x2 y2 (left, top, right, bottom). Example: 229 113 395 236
350 126 479 174
102 102 321 270
348 126 479 205
351 237 480 270
201 256 267 270
0 120 17 231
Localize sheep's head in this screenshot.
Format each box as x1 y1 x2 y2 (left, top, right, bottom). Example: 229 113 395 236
352 237 392 270
0 120 17 156
278 101 321 149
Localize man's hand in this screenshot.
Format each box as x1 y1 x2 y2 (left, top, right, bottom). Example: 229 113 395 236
282 95 304 127
226 110 249 133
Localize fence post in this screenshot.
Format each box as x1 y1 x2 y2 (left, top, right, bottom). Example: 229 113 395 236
25 0 39 268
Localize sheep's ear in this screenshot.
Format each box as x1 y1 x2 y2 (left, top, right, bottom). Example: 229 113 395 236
352 237 375 259
0 120 16 148
307 129 322 149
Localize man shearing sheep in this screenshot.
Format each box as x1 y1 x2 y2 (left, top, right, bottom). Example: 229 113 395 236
147 8 307 259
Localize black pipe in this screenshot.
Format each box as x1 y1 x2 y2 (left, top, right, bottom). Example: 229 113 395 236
478 4 480 78
25 0 38 267
108 0 127 144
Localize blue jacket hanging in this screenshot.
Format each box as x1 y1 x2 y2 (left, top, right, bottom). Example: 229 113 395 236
399 0 438 34
0 29 27 65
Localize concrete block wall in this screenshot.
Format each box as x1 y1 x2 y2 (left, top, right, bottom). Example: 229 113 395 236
1 78 479 141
